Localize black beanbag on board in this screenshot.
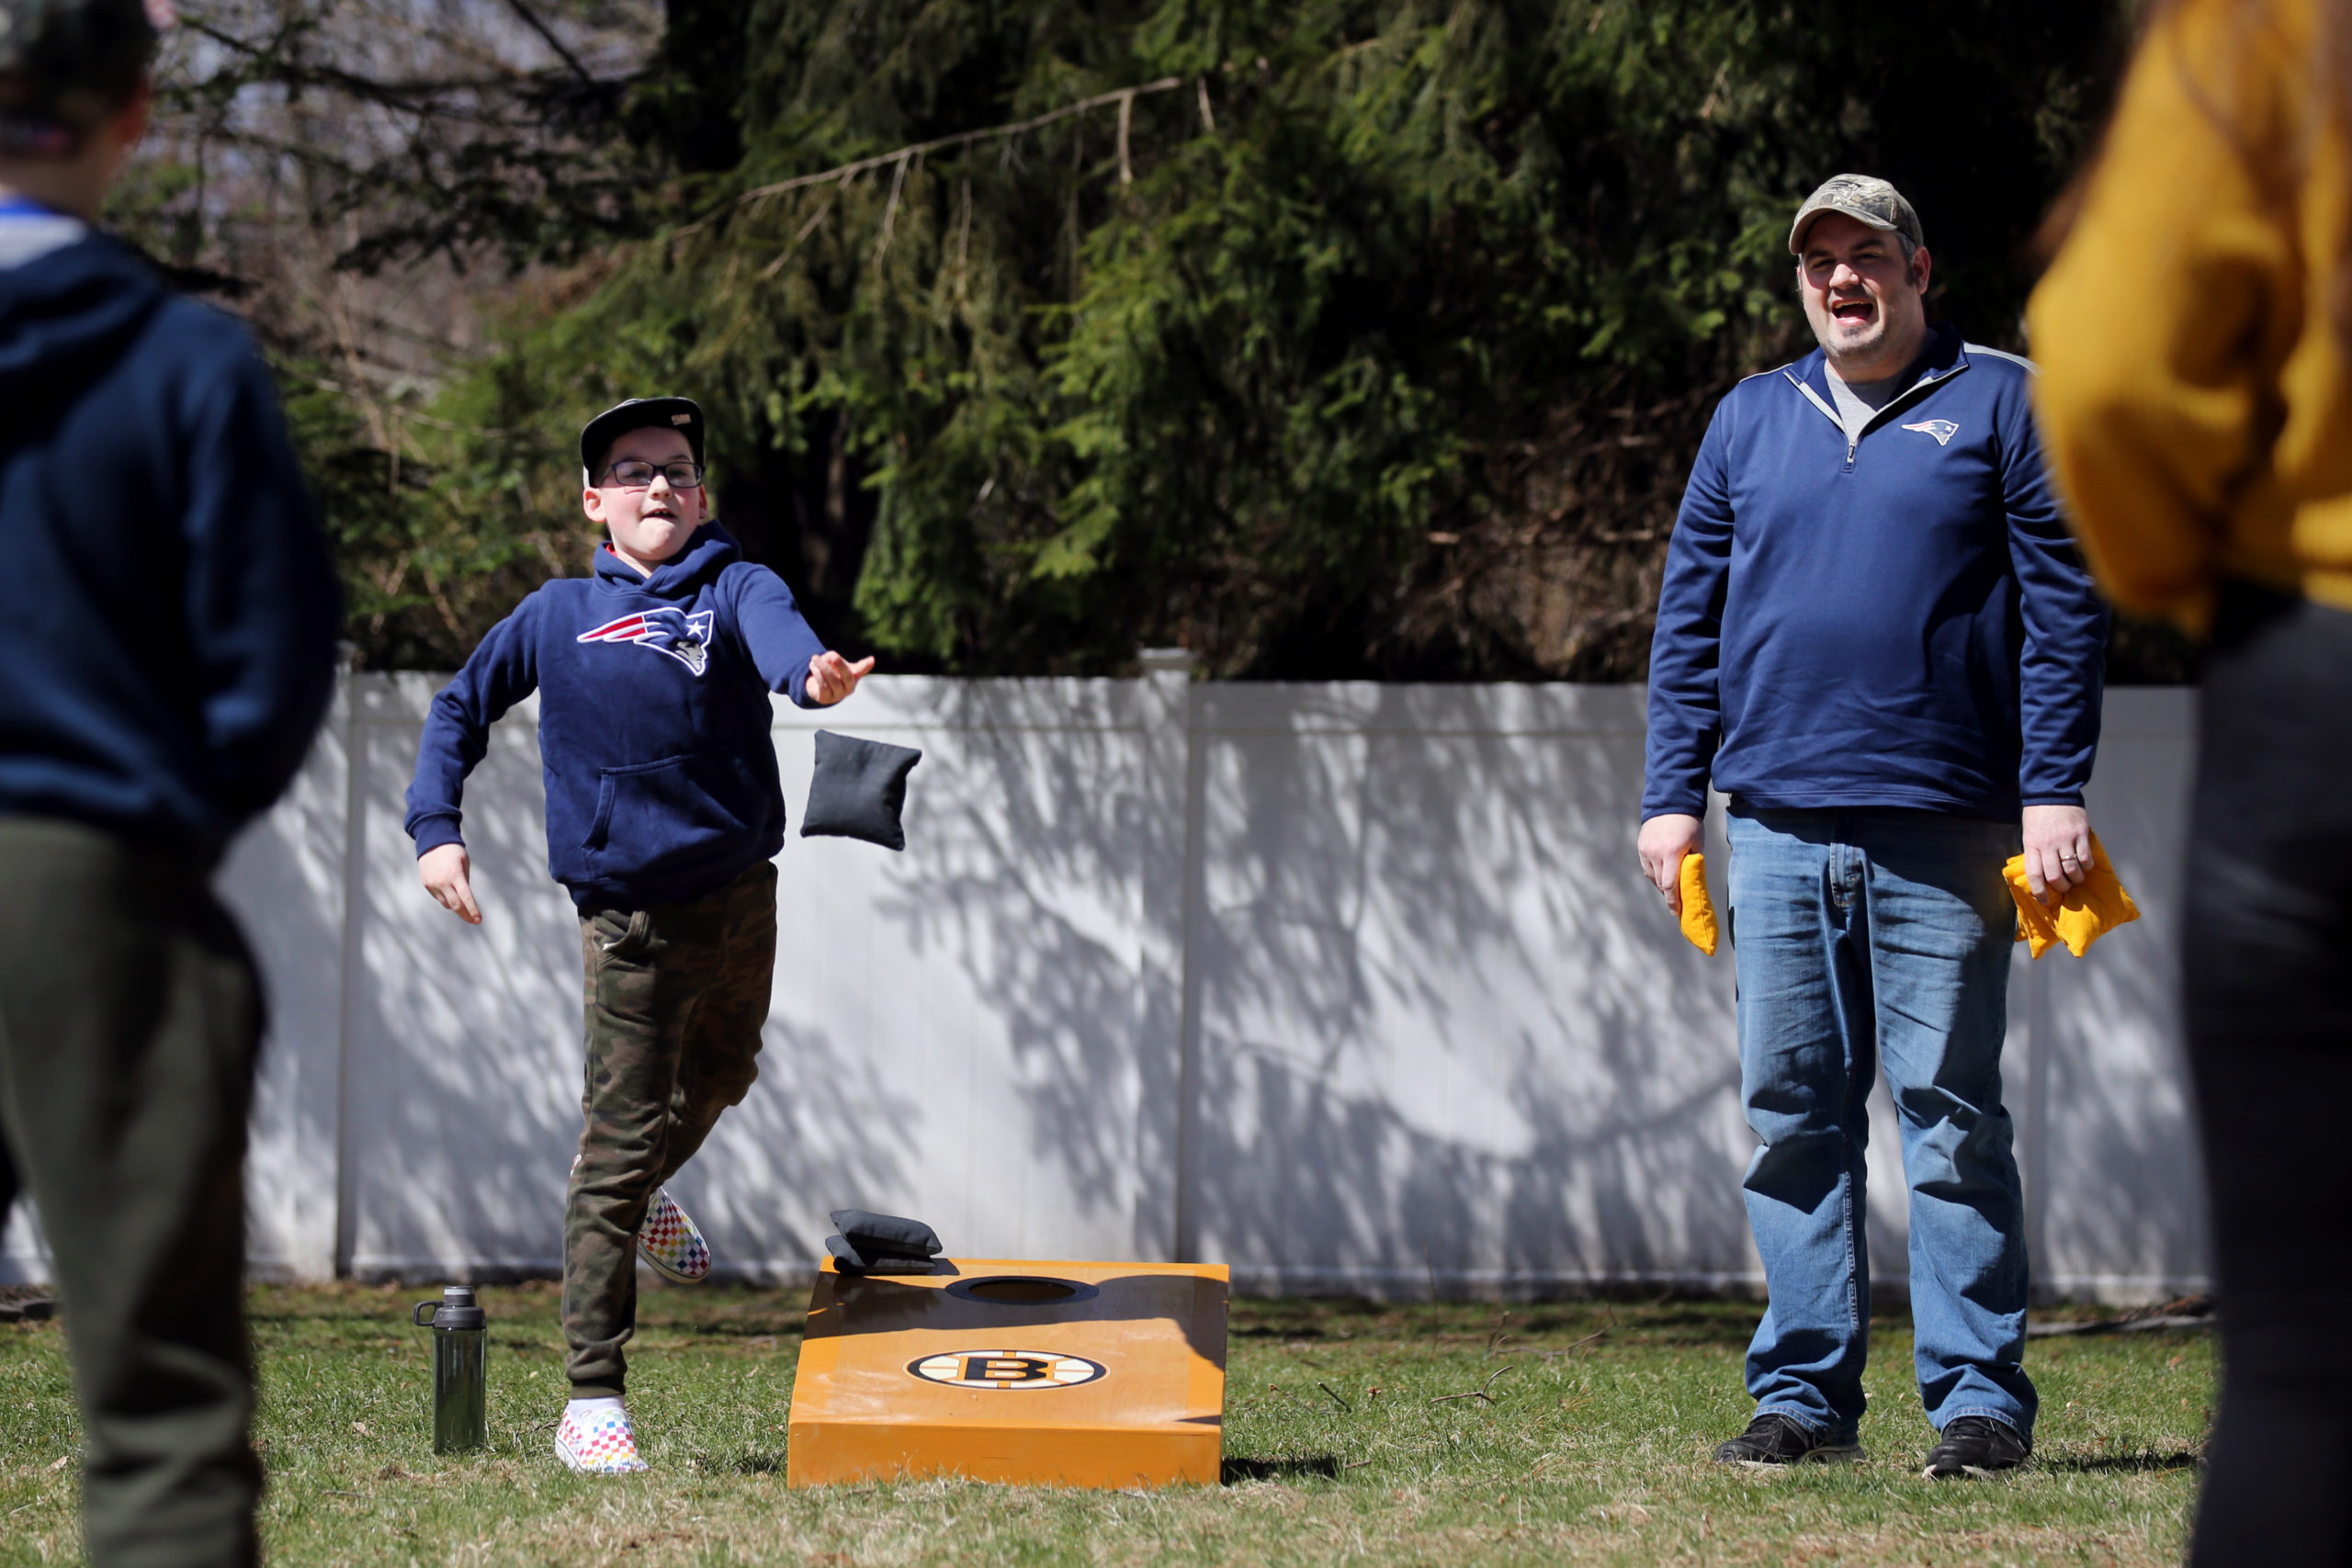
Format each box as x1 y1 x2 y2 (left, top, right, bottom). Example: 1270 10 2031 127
826 1235 938 1274
830 1208 942 1258
799 730 922 852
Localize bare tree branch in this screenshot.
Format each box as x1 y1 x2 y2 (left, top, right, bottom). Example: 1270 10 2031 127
498 0 594 84
674 76 1187 239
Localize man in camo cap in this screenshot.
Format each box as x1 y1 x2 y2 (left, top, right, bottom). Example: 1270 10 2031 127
0 2 341 1563
1639 174 2109 1478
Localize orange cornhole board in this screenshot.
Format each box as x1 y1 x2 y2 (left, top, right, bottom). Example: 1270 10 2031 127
786 1257 1228 1489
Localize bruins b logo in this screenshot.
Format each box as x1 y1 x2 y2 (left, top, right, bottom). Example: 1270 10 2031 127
908 1349 1106 1390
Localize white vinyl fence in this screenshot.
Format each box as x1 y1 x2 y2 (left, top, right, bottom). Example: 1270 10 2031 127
3 672 2205 1302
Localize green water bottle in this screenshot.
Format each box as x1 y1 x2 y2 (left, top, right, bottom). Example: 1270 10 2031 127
411 1286 487 1453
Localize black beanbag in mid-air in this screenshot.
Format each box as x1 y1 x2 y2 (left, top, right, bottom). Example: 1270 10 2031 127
799 730 922 852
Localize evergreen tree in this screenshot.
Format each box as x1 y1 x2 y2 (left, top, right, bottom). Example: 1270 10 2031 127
182 1 2141 676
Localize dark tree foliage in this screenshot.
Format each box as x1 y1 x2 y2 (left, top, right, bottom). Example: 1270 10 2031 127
417 0 2151 679
166 1 2167 678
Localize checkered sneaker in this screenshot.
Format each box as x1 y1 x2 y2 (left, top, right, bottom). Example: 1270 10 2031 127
555 1403 648 1474
639 1185 710 1282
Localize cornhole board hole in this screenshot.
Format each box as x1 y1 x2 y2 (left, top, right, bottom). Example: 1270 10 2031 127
786 1257 1229 1489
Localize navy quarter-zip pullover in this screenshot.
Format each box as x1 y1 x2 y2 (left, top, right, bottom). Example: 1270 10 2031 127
404 525 828 908
0 212 342 858
1642 324 2109 821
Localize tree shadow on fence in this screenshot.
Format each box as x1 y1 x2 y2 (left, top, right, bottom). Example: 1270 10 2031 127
855 679 1762 1293
278 676 2202 1300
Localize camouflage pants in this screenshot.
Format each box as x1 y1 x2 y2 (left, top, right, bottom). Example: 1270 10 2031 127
563 860 775 1396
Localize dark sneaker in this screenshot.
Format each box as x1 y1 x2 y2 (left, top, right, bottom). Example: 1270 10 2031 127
1713 1413 1862 1466
1922 1416 2030 1478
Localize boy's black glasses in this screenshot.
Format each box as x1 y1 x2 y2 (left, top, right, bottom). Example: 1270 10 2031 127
599 459 706 490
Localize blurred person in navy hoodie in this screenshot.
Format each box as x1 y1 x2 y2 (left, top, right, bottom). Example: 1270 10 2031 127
0 2 341 1562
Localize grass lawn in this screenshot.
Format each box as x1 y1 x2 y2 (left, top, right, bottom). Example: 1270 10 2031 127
1 1281 2211 1565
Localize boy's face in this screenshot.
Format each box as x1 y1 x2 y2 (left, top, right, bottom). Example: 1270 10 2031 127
582 426 706 573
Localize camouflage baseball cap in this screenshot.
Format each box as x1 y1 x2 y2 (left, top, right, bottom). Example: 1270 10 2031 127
0 0 164 155
1788 174 1924 255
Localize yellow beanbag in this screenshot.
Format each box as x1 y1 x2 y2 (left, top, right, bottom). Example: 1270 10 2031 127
1679 852 1719 956
2003 832 2141 959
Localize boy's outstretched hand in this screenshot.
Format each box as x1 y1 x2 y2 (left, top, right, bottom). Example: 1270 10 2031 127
419 842 482 925
806 650 876 706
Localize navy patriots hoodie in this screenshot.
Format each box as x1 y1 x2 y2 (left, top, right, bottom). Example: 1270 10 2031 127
0 209 341 859
403 524 830 908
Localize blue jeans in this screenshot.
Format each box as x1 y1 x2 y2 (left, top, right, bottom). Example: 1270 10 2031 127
1724 806 2034 1441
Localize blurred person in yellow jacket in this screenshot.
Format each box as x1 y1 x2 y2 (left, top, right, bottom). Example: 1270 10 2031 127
2031 0 2352 1561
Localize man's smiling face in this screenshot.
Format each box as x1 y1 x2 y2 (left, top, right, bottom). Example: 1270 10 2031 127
1797 211 1931 379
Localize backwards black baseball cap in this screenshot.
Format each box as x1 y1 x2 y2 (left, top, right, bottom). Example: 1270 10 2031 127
579 396 705 482
0 0 165 158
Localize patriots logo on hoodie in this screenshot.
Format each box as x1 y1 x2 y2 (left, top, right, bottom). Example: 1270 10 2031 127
1902 418 1961 446
576 608 716 676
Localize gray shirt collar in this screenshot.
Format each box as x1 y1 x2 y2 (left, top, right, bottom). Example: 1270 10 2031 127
1825 367 1902 445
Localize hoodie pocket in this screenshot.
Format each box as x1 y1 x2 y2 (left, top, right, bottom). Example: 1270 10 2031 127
582 749 768 875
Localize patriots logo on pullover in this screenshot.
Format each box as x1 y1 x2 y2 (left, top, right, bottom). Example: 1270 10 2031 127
577 607 716 675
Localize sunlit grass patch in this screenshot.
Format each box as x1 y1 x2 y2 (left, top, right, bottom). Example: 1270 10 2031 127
0 1283 2208 1565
